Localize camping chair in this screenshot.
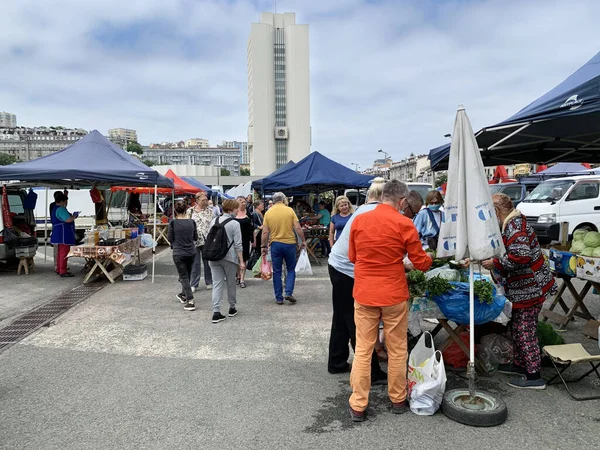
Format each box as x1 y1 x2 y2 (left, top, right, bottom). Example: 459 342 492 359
543 344 600 401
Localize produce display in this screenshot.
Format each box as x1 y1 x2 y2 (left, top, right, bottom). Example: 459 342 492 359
407 270 496 305
407 269 427 298
568 229 600 256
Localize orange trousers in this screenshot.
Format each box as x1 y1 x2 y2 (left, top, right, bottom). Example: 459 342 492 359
349 301 408 412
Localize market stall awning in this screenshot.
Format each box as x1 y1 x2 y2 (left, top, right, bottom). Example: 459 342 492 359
181 177 212 195
0 130 173 188
163 169 203 194
260 152 373 193
429 50 600 170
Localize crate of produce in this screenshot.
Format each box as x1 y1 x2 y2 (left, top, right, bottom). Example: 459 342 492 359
15 246 37 258
548 247 576 277
123 264 147 281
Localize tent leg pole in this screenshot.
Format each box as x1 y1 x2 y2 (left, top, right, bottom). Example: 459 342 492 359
171 189 175 219
44 188 48 262
152 185 157 284
468 260 476 399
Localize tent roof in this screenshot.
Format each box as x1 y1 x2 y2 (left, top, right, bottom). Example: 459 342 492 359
251 161 296 191
261 152 373 193
429 51 600 170
536 162 588 175
0 130 173 188
164 169 202 194
181 177 213 194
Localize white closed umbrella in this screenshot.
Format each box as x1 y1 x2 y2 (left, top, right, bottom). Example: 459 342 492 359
437 105 507 427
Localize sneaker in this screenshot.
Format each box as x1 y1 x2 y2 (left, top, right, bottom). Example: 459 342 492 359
498 364 527 375
206 284 213 290
228 307 238 317
349 407 365 422
191 286 197 293
275 299 284 305
176 293 187 304
284 295 297 304
372 371 388 386
508 377 546 390
184 300 196 311
391 401 409 415
212 312 227 323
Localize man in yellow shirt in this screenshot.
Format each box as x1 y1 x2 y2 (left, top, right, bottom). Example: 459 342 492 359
262 192 307 304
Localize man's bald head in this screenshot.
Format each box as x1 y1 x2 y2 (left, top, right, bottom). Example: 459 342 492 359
405 191 424 219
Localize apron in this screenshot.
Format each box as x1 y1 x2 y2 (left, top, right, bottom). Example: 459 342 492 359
50 205 76 245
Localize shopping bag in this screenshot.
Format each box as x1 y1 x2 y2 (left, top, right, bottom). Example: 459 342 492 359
295 249 313 276
407 332 447 415
252 255 263 277
260 258 272 280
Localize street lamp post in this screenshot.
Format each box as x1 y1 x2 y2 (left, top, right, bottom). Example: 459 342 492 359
378 149 390 179
351 163 360 172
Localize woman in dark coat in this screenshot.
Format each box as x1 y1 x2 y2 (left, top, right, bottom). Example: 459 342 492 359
234 196 254 288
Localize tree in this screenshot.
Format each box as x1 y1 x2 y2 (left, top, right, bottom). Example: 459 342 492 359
240 168 250 176
0 153 17 165
127 141 144 155
142 159 155 167
220 168 231 176
436 172 448 186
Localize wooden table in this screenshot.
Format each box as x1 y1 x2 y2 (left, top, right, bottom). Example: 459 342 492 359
147 223 170 246
541 273 596 329
68 237 141 283
303 227 329 266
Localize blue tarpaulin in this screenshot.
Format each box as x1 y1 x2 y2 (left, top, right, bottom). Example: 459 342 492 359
429 51 600 170
0 130 173 188
260 152 374 193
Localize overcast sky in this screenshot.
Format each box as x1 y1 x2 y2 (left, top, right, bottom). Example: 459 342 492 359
1 0 599 170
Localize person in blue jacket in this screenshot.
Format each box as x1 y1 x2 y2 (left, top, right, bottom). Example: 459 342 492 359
413 190 443 251
50 193 78 277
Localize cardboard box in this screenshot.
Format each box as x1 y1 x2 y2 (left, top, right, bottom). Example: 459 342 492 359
549 247 577 277
576 255 600 282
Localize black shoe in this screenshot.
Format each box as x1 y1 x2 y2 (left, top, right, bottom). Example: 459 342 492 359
498 364 527 375
228 307 238 317
176 293 186 304
60 272 75 278
275 299 284 305
391 401 409 415
349 407 365 422
372 370 388 386
284 295 297 304
212 312 227 323
328 364 351 374
184 300 195 311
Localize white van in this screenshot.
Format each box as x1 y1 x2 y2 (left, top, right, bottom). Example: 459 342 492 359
519 175 600 242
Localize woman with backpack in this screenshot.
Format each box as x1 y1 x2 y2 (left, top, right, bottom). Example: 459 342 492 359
167 201 198 311
413 190 443 250
205 199 245 323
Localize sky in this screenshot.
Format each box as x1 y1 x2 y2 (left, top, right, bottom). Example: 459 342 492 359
1 0 600 171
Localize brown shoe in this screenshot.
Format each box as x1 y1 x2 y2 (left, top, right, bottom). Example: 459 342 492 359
391 401 409 415
349 407 365 422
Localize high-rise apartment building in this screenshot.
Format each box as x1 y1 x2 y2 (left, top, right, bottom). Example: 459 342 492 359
185 138 209 148
108 128 138 142
247 12 311 175
220 140 249 165
0 112 17 128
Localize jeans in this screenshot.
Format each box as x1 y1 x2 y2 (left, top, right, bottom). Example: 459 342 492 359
191 246 213 288
209 259 238 313
173 254 195 301
271 242 297 301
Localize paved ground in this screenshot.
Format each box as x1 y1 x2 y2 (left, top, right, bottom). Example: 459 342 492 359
1 249 599 449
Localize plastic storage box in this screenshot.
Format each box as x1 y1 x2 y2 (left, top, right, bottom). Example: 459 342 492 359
15 246 37 258
123 264 147 281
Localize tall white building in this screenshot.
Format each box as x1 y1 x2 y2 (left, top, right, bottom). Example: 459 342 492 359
247 12 311 176
185 138 209 148
0 112 17 128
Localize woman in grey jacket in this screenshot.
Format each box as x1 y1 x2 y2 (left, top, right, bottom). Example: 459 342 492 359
208 199 245 323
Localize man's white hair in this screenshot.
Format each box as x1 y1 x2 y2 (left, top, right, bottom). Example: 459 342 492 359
272 192 287 204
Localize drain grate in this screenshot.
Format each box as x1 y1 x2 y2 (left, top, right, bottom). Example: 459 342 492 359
0 283 105 353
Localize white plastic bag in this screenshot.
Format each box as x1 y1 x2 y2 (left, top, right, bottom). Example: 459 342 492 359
140 233 156 248
295 249 313 276
407 332 447 415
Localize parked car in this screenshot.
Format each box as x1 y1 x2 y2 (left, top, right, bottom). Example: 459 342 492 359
0 187 37 261
345 182 433 209
519 175 600 243
406 182 434 202
489 179 540 207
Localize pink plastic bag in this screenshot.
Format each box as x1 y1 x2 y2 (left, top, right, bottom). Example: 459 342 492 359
260 258 272 280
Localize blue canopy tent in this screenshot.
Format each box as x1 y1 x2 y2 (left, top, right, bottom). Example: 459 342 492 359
251 161 296 192
429 50 600 171
533 162 589 176
181 177 213 195
260 152 373 193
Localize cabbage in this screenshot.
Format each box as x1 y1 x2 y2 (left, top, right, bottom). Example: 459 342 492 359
581 247 596 257
570 240 587 253
583 231 600 248
593 247 600 258
572 229 589 241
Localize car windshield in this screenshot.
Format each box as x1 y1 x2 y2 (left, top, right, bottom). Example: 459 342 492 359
408 185 432 201
523 180 574 203
489 185 505 194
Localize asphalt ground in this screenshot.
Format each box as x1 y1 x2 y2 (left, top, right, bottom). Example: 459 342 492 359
1 249 599 449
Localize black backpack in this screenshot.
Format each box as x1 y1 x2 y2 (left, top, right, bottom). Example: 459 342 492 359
202 217 234 261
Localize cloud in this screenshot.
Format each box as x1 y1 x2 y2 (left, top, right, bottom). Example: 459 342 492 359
1 0 599 171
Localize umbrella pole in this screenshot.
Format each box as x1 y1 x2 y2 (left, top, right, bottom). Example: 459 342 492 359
171 189 175 219
468 260 476 399
152 185 157 283
44 188 48 262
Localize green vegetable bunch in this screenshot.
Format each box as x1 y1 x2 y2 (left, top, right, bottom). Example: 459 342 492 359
426 276 454 297
473 279 494 304
407 270 427 298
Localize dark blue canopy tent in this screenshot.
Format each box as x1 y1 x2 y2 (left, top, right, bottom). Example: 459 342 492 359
0 130 173 188
429 50 600 170
534 162 588 176
251 160 296 192
260 152 373 193
181 177 213 195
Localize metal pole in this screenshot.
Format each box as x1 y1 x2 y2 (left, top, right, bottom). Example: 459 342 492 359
44 188 48 262
152 185 157 283
468 260 476 399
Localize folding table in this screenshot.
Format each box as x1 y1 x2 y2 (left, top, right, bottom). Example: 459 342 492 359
541 273 596 329
303 227 328 266
147 223 170 246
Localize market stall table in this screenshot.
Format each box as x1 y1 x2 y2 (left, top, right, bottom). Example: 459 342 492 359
303 226 328 265
541 273 596 329
147 223 170 246
68 236 141 283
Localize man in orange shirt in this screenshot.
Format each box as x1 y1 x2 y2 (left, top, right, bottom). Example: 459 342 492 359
348 180 432 422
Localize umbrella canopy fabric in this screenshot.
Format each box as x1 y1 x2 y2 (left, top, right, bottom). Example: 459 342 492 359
260 152 373 193
0 130 173 188
163 169 202 194
437 106 505 261
429 51 600 170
